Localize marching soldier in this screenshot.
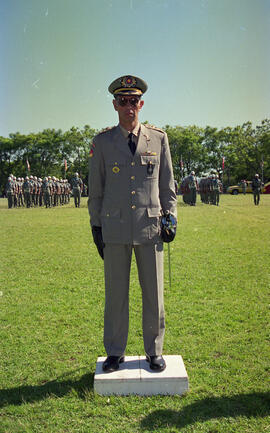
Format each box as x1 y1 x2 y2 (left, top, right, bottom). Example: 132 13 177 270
88 75 177 373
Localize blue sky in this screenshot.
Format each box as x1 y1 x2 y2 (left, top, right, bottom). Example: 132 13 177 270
1 0 270 137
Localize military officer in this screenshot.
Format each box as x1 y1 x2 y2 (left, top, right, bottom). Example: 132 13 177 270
88 75 177 373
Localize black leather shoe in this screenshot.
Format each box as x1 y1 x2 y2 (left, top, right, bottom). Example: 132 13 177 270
146 355 166 372
102 356 125 373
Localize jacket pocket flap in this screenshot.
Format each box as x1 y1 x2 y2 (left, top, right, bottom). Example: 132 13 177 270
140 156 159 165
147 207 161 217
101 209 121 218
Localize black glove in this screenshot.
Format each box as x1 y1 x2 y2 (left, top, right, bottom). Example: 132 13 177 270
92 226 105 259
161 211 177 243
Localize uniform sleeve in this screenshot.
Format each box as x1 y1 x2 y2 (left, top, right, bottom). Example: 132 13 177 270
88 137 105 227
159 132 177 219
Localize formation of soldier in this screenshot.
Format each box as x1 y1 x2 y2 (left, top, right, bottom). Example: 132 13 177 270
5 174 71 208
199 173 223 205
180 171 223 206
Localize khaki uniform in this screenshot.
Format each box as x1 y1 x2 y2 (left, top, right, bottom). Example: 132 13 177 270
88 123 177 357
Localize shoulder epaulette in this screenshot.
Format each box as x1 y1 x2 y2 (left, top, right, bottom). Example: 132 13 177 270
97 125 117 136
144 124 165 133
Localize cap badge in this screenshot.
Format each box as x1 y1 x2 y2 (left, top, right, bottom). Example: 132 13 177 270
112 166 120 174
121 76 137 88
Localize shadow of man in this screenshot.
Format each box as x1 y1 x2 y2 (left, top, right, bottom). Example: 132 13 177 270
0 371 94 407
141 392 270 430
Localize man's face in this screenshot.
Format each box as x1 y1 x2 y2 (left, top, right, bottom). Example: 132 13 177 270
113 95 144 124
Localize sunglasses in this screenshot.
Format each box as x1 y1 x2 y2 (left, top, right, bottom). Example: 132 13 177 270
117 96 140 107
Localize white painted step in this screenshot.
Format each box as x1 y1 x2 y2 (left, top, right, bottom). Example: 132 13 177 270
94 355 189 396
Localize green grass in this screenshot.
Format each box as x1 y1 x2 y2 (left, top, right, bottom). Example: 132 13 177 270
1 195 269 433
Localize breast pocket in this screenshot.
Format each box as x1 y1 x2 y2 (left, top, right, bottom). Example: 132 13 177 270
140 156 159 179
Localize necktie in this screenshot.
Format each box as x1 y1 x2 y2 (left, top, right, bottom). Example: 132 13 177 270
128 133 136 156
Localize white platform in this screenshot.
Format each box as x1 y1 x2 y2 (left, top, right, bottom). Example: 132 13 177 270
94 355 189 396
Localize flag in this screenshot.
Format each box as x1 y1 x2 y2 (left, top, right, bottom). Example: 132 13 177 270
64 159 67 172
26 158 30 171
222 157 225 170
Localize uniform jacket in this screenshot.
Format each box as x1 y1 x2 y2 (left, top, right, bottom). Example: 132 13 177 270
88 123 177 245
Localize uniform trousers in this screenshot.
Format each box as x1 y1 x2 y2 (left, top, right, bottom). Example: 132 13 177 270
103 242 164 357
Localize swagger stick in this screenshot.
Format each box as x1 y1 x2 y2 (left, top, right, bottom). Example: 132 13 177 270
168 243 171 289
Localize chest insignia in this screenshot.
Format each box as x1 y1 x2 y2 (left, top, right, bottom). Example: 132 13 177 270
141 151 157 156
112 166 120 174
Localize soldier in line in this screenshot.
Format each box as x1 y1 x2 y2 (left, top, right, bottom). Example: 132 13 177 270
71 173 83 207
88 75 177 373
5 177 15 208
252 174 263 205
17 177 24 207
23 176 32 208
211 174 222 205
188 171 198 206
42 177 51 208
199 174 208 203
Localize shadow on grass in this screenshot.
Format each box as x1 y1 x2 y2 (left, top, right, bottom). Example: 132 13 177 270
0 371 94 407
141 391 270 430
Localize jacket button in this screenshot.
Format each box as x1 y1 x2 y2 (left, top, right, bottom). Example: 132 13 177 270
131 176 135 180
131 162 135 166
131 191 136 195
131 205 136 209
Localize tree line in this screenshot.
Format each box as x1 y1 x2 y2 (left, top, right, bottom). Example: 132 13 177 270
0 119 269 193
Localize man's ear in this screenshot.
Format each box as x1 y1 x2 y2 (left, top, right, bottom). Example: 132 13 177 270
113 99 118 111
139 100 144 110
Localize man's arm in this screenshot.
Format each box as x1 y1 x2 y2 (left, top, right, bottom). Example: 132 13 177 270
159 132 177 219
88 138 105 227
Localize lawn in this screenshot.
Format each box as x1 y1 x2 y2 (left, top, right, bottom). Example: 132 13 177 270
1 194 269 433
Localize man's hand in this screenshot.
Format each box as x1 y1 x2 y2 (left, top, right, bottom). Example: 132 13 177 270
161 212 177 243
92 226 105 259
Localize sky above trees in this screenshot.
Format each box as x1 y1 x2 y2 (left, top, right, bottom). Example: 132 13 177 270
1 0 270 137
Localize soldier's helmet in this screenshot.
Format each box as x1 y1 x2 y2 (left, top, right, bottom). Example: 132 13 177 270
8 177 11 180
21 177 24 180
26 176 29 180
255 173 259 177
191 171 195 175
18 177 21 181
30 175 33 179
75 172 79 177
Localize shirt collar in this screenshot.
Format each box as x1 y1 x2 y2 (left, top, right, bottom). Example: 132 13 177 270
119 122 141 139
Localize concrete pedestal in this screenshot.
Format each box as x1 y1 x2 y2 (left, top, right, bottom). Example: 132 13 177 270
94 355 189 396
